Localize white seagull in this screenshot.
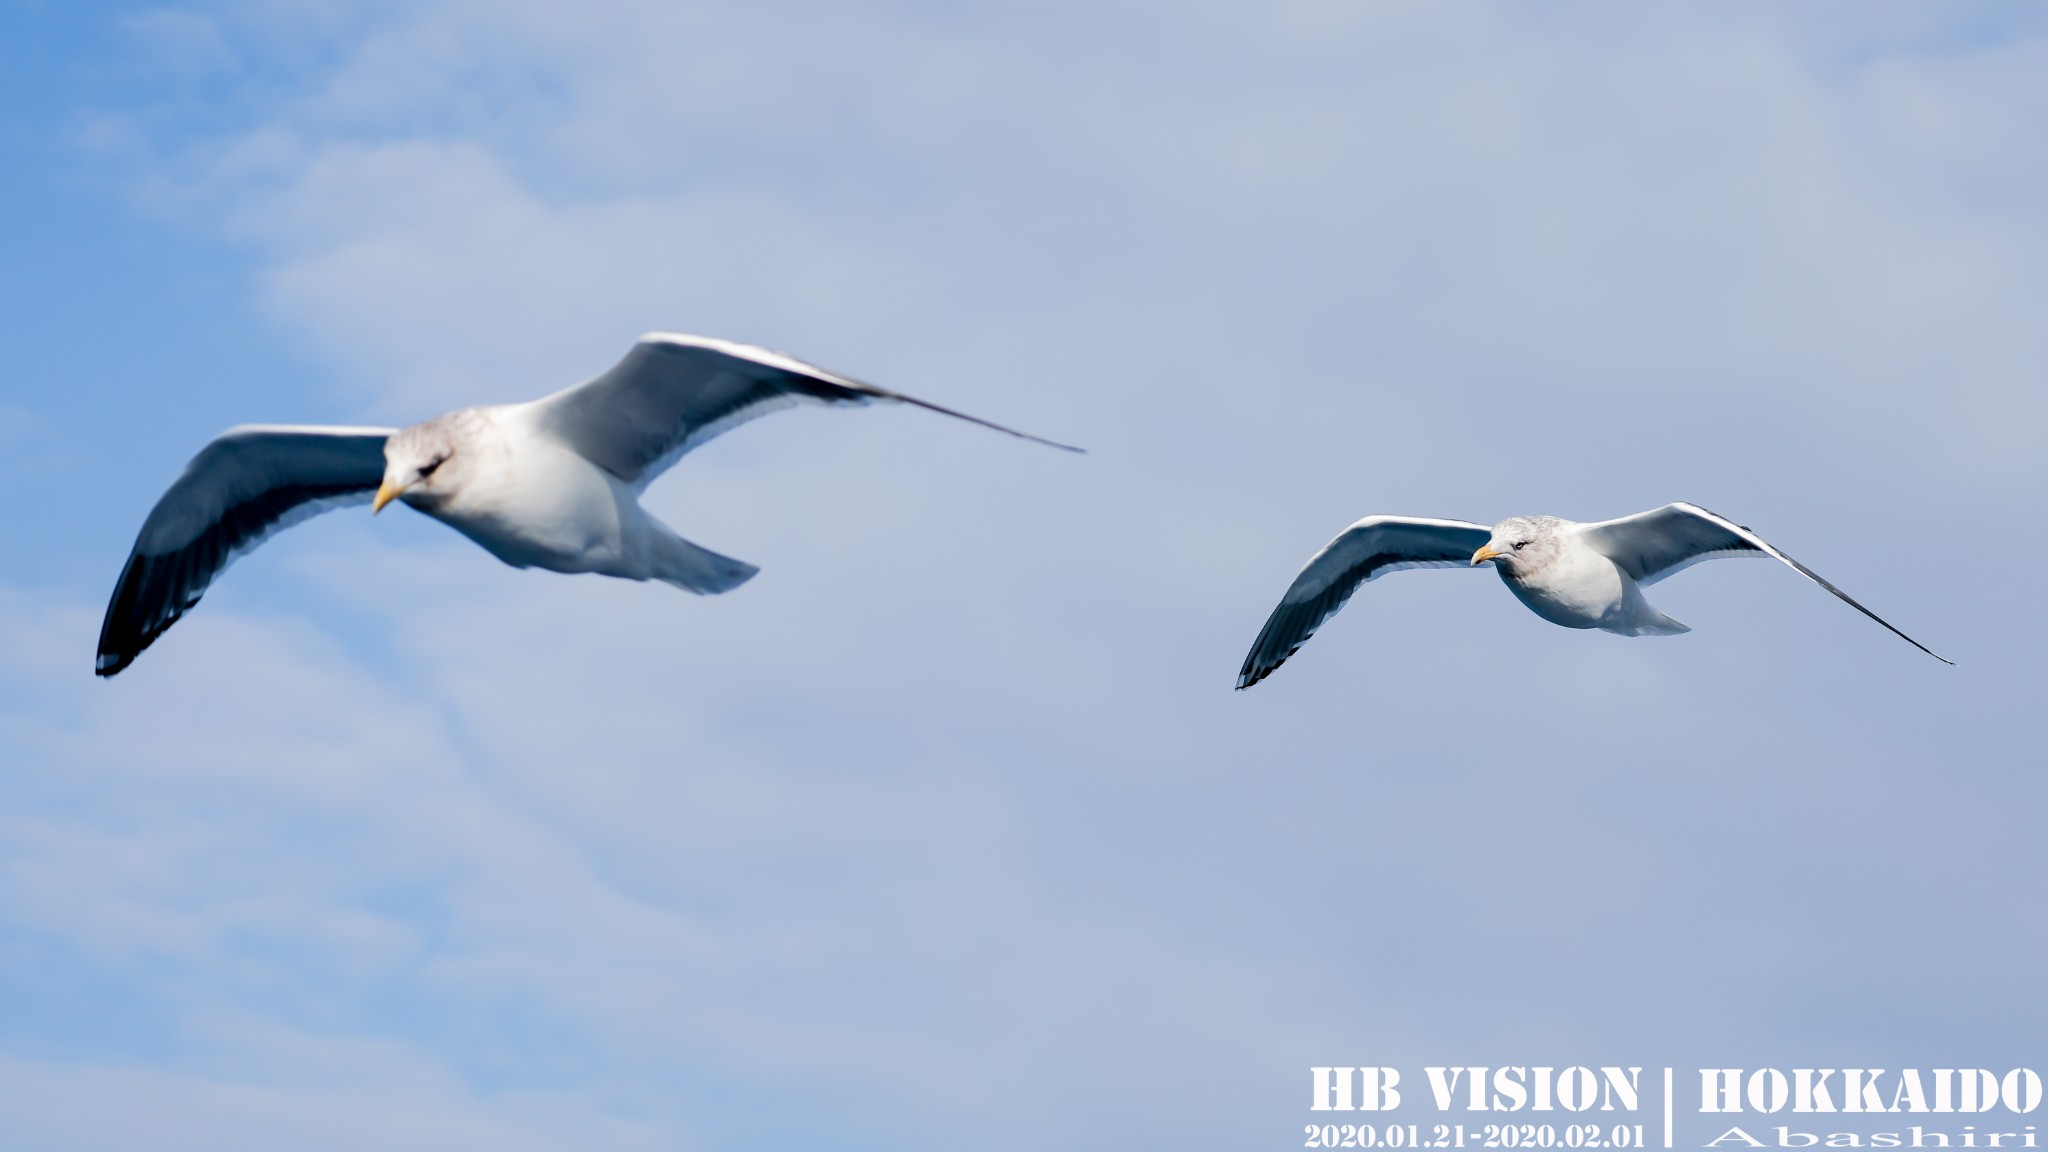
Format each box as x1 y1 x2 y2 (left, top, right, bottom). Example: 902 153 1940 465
1236 502 1950 689
97 332 1080 677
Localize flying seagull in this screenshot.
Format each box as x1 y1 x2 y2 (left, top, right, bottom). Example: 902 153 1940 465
1236 502 1950 689
97 332 1080 677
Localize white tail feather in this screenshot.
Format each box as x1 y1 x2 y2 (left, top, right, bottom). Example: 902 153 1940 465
647 523 758 595
1625 609 1690 636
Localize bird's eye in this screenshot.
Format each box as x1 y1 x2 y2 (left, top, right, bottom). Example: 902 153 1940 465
419 459 444 479
1512 540 1528 551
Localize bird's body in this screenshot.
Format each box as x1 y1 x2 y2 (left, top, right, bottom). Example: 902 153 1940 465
1483 515 1687 636
1498 534 1636 631
411 405 759 593
405 406 639 575
1236 503 1948 689
96 333 1078 676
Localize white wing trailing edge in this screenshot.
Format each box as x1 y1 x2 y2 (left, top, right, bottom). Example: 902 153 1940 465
1576 502 1952 664
96 425 396 677
1237 516 1492 689
532 333 1081 490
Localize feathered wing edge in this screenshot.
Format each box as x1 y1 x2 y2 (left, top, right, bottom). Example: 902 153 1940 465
1583 502 1953 665
96 427 393 677
660 333 1086 453
1237 517 1492 689
536 334 1082 492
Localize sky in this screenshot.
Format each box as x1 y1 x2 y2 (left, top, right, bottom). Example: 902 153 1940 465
1 2 2044 1149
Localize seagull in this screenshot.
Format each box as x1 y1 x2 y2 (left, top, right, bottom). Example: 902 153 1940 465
96 332 1080 677
1236 502 1950 689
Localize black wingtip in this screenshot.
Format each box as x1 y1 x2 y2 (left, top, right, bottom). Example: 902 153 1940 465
96 557 143 679
957 412 1086 455
95 551 173 680
880 391 1085 454
1235 656 1280 691
95 631 147 679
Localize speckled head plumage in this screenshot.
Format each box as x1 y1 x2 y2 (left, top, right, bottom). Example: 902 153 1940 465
375 412 472 513
1471 514 1565 578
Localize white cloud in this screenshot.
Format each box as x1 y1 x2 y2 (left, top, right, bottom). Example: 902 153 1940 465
119 1 2036 497
0 1048 663 1152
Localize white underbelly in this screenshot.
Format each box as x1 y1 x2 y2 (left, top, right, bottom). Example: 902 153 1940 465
426 448 647 576
1501 550 1634 630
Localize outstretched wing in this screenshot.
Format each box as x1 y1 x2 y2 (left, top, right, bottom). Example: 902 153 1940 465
1577 501 1952 664
530 333 1080 490
97 425 395 678
1237 516 1492 689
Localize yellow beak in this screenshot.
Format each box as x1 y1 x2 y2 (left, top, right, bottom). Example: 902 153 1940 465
1471 544 1501 566
372 479 404 514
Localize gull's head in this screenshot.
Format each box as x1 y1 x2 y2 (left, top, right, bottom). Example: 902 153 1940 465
374 420 460 514
1472 515 1562 574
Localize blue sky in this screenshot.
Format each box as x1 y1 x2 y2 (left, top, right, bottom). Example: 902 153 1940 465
1 3 2045 1149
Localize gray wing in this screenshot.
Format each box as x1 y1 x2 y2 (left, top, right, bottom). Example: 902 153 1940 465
1577 501 1952 664
1237 516 1492 689
530 333 1080 489
97 425 395 678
